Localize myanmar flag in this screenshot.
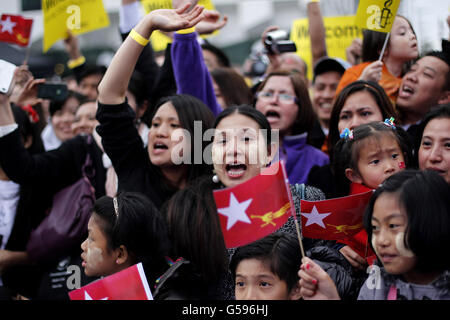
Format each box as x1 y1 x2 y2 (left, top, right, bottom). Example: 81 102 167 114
213 161 295 248
0 14 33 47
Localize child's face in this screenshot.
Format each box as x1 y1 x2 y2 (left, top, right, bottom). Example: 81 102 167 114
234 258 300 300
350 134 405 189
371 192 417 276
81 215 118 277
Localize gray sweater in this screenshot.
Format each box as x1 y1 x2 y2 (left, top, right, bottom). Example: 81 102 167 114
358 267 450 300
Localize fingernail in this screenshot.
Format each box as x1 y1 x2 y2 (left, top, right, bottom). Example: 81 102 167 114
306 264 310 270
312 279 317 285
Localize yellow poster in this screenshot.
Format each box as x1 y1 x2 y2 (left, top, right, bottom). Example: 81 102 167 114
42 0 110 52
141 0 216 52
290 15 362 80
355 0 401 33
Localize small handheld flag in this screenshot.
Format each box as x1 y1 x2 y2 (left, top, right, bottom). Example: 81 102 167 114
0 14 33 47
213 161 301 251
69 263 153 300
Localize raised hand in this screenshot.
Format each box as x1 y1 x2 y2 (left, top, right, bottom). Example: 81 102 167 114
149 4 204 33
196 9 228 35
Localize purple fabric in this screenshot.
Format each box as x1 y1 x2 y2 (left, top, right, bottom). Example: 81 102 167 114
171 32 222 116
279 134 330 184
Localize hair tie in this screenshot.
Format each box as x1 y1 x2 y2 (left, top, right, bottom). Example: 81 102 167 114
340 128 353 140
113 197 119 219
383 117 396 129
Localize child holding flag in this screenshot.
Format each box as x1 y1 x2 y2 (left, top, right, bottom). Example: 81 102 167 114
298 170 450 300
336 10 419 103
331 120 412 267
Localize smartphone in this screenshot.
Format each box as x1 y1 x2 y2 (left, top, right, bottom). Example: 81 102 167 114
0 59 17 95
37 83 68 101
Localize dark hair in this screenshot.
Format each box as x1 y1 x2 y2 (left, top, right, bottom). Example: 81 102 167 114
332 122 413 196
165 175 228 284
149 94 215 191
423 51 450 91
76 65 107 84
11 105 44 155
214 104 273 147
128 70 148 110
255 70 316 135
362 15 416 75
92 191 170 286
413 104 450 167
363 170 450 273
49 90 86 117
229 232 302 292
328 80 398 158
201 42 231 68
210 67 253 108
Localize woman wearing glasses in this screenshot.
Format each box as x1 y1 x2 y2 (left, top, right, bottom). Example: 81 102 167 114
254 70 329 184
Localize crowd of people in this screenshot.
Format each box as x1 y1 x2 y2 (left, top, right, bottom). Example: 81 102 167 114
0 0 449 301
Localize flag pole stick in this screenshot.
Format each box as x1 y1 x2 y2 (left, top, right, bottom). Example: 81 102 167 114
378 33 390 61
23 44 31 65
293 216 306 258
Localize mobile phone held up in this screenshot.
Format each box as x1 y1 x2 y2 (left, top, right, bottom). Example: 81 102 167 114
37 83 68 101
0 59 17 95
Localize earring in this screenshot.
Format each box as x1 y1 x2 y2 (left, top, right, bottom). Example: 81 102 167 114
212 174 219 183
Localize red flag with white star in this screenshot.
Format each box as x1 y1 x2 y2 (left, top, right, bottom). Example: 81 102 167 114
213 161 295 248
0 14 33 47
69 263 153 300
301 191 375 260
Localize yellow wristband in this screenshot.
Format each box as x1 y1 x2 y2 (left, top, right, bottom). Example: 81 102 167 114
176 27 196 35
129 29 149 46
309 0 319 2
67 56 86 69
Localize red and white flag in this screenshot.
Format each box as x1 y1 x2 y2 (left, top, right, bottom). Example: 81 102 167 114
301 191 376 261
0 14 33 47
213 161 295 248
69 263 153 300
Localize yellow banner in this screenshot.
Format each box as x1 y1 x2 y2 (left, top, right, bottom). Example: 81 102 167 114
42 0 110 52
141 0 216 52
290 15 362 80
355 0 401 33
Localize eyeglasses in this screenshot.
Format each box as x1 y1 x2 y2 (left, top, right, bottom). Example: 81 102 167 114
256 91 297 104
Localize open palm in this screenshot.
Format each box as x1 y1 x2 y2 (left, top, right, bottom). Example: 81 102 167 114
149 5 204 33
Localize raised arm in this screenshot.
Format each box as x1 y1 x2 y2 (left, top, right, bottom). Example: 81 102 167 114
307 0 327 65
97 4 205 105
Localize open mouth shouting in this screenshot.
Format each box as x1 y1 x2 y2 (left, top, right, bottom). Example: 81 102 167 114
226 162 248 179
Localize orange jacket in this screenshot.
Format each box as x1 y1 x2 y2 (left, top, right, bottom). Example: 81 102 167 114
335 62 401 104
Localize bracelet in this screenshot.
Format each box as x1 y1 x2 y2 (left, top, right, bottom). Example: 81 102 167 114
129 28 149 46
176 27 196 35
67 55 86 69
309 0 319 2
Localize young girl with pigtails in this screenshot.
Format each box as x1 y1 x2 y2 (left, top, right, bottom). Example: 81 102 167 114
330 120 413 266
298 170 450 300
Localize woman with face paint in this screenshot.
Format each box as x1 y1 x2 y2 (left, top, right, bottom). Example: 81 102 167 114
298 170 450 300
